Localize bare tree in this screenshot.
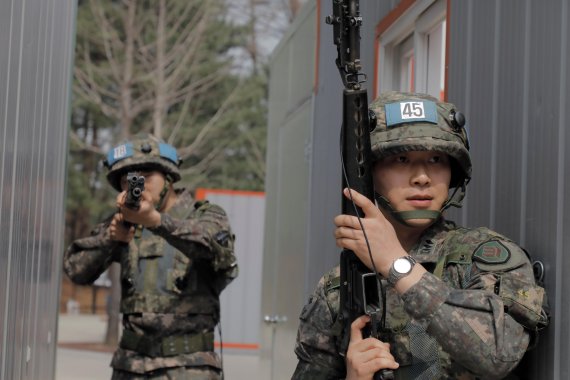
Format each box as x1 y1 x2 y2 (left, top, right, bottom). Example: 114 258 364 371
225 0 308 67
74 0 237 145
72 0 247 345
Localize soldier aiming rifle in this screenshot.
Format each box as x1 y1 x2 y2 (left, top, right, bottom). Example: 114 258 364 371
64 133 238 379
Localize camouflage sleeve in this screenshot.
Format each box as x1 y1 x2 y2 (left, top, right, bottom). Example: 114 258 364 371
401 238 547 379
292 271 346 380
63 220 123 285
148 202 237 273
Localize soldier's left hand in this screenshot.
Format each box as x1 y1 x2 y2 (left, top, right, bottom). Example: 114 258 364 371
108 213 134 242
334 188 407 276
116 190 161 228
346 315 399 380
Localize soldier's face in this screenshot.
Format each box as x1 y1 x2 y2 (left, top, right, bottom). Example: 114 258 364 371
373 151 451 228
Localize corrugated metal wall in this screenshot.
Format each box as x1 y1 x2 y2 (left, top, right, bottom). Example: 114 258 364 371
0 0 76 379
448 1 566 378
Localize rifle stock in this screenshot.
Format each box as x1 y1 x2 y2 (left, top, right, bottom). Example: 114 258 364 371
327 2 394 379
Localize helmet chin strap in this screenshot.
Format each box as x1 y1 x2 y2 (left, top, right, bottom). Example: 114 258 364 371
441 183 467 211
374 181 467 227
155 176 172 211
374 193 441 226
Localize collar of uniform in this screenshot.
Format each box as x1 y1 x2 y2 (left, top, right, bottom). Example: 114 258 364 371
409 218 455 264
166 188 194 220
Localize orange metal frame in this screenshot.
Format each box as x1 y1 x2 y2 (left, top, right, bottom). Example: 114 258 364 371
372 0 451 100
195 188 265 200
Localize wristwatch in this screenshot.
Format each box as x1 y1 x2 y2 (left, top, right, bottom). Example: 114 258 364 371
388 255 417 286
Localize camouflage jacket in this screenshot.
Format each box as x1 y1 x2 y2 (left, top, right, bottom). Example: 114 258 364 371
293 219 548 380
63 189 238 374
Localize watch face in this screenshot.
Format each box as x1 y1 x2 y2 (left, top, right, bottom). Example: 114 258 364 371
394 258 412 274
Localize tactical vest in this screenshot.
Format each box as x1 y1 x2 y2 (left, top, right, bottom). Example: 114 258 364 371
375 230 472 380
119 228 220 316
328 225 546 380
119 203 225 317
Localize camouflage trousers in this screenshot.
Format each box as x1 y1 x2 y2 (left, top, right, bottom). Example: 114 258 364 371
111 366 222 380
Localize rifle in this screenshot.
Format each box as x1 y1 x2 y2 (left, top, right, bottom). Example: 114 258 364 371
123 172 145 228
326 2 394 379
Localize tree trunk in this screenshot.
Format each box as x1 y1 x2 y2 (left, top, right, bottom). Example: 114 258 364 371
153 0 167 138
248 0 258 73
120 0 137 137
105 262 121 346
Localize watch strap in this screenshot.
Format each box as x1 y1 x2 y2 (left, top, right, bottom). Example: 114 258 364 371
388 255 417 286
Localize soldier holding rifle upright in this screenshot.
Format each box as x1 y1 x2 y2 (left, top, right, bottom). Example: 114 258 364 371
293 91 549 380
292 1 548 379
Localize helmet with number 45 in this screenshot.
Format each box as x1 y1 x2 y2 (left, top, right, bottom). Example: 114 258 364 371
369 91 472 216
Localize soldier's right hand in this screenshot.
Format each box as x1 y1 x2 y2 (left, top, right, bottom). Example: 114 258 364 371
334 188 408 277
346 315 399 380
108 213 134 243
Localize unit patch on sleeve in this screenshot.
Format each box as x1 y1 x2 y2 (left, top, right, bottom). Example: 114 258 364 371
473 240 511 264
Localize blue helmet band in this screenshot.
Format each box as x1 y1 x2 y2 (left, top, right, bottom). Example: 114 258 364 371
105 142 179 167
106 143 134 167
158 143 179 165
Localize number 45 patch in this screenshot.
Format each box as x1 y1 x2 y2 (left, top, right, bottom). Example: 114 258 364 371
385 100 438 127
401 102 425 119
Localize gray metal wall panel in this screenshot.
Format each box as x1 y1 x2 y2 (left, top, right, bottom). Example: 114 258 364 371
262 3 316 378
289 17 317 109
493 1 526 240
560 3 570 377
197 191 265 347
305 0 343 297
446 0 470 227
524 1 566 378
460 0 497 229
360 1 392 95
263 102 313 379
0 0 76 379
449 0 565 378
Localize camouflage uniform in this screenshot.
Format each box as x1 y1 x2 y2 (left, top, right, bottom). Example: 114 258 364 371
293 92 548 379
293 218 547 379
64 135 238 379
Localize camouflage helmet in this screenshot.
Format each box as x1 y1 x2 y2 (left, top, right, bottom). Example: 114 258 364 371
103 134 182 192
370 91 471 188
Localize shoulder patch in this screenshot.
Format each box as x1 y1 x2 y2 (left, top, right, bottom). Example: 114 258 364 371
473 240 511 264
194 200 209 209
322 266 341 295
325 276 341 293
